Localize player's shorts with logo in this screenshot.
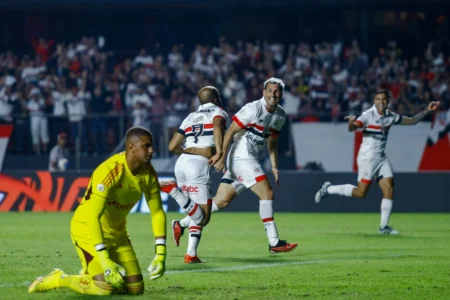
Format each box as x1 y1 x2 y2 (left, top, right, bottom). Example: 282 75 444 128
357 155 393 184
174 153 211 204
70 221 141 277
221 158 267 195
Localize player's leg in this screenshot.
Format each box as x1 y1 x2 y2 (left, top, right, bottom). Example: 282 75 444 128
237 160 297 253
174 172 240 247
377 158 399 234
29 235 113 295
315 158 372 203
249 178 298 253
162 154 204 225
110 236 144 295
185 218 204 263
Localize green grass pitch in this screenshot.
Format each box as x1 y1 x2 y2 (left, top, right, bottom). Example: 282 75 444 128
0 212 449 299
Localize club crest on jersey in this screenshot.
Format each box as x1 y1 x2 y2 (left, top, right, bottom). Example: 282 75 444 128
97 183 105 192
253 165 260 173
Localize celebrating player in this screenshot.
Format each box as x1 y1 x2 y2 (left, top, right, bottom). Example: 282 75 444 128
165 78 297 254
161 86 228 263
314 90 439 234
29 127 167 295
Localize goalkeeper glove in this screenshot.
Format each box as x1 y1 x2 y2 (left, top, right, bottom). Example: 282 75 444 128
96 247 126 289
148 244 166 280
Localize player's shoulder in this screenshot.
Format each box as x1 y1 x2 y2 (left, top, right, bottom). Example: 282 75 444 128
93 153 126 185
275 104 287 118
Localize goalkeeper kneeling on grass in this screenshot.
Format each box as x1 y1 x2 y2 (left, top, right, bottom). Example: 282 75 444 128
29 127 167 295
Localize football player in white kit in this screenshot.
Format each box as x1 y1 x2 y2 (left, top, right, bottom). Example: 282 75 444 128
160 86 228 263
168 78 297 255
315 90 439 234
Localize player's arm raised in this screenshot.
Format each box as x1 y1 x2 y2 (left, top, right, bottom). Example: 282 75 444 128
83 181 126 288
214 120 244 171
208 116 227 166
399 101 440 125
145 172 167 281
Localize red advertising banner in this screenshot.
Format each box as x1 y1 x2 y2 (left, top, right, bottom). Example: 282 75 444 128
0 171 90 212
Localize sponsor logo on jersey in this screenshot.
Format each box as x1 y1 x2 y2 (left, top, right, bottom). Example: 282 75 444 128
79 277 91 289
198 109 212 113
107 200 136 210
182 185 199 193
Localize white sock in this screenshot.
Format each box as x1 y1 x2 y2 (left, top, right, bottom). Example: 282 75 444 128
327 184 356 197
179 199 219 228
380 198 393 227
259 200 279 246
187 220 202 257
211 200 219 212
170 189 203 224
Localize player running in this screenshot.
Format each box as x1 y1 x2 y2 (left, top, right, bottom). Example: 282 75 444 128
160 86 227 263
29 127 167 295
314 90 439 234
163 78 297 255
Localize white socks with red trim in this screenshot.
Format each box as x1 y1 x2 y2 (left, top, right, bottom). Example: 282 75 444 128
327 184 356 197
187 220 202 256
380 198 393 227
179 199 219 227
259 200 279 247
169 189 204 225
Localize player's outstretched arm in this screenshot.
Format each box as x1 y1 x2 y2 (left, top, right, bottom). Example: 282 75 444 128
146 174 167 280
208 116 227 166
399 101 440 125
214 121 243 172
168 132 186 155
345 115 364 132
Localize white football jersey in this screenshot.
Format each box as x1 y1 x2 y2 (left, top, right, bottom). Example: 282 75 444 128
230 97 286 159
356 105 402 159
178 103 229 148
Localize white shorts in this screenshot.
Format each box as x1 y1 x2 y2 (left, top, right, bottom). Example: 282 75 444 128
221 158 267 195
174 153 211 205
357 156 393 184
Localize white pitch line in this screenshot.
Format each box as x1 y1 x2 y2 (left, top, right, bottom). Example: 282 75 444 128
0 254 402 288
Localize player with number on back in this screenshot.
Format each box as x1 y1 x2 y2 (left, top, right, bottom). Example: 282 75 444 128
163 78 297 255
160 86 228 263
28 127 167 295
315 90 439 234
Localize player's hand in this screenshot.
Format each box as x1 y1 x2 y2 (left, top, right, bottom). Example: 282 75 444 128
427 101 440 112
97 250 126 289
208 153 222 166
213 157 226 172
148 254 166 280
344 115 356 123
272 168 279 186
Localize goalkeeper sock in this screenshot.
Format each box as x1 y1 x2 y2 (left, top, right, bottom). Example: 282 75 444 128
259 200 279 247
169 189 204 224
327 184 356 197
187 222 202 256
126 281 144 295
60 275 113 295
179 199 219 228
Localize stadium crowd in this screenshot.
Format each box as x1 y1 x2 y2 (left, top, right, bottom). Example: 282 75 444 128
0 36 449 155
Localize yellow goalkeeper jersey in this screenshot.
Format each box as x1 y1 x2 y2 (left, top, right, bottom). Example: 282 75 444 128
71 152 164 243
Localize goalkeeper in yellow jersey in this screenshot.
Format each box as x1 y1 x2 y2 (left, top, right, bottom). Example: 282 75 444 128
28 126 167 295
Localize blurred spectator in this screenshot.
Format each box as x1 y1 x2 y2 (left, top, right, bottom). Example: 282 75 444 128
27 88 49 154
49 132 69 172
